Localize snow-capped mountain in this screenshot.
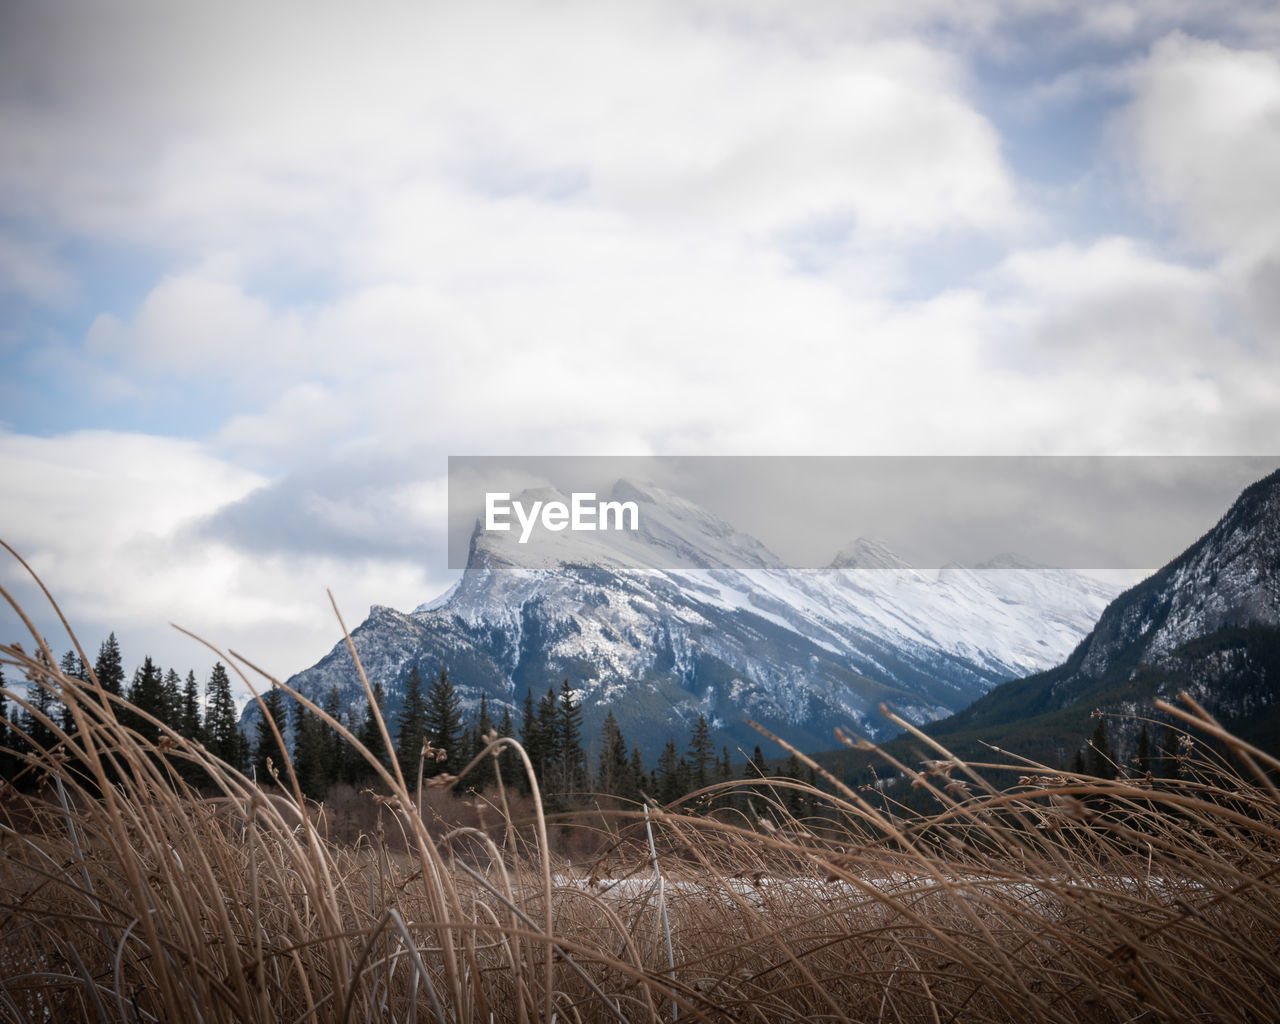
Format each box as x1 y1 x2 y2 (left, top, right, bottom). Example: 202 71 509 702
928 467 1280 761
247 480 1117 755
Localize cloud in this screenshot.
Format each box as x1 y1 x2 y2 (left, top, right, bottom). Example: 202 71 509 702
989 237 1218 368
0 430 263 557
200 452 448 562
85 275 303 377
964 235 1280 453
5 2 1280 689
1123 34 1280 263
1116 33 1280 383
0 429 449 692
0 0 1024 277
68 216 1279 470
1 0 1030 467
8 12 1276 465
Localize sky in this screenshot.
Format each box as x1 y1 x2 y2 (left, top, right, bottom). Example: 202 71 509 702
2 1 1279 695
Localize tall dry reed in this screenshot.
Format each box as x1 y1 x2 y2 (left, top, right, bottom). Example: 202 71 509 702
1 548 1278 1022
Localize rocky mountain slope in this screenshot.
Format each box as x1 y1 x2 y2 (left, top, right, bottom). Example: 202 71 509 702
918 467 1280 764
244 480 1117 756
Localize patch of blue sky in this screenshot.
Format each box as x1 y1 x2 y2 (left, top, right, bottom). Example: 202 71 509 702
0 250 231 438
232 258 343 316
0 338 235 440
774 213 857 278
777 217 1011 304
968 56 1186 255
460 154 590 203
0 227 349 439
888 233 1011 302
0 240 147 432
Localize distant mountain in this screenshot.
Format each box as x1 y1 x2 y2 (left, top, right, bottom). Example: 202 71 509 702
917 467 1280 765
243 480 1116 756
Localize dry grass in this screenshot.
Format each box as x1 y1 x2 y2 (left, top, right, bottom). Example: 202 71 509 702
2 557 1279 1022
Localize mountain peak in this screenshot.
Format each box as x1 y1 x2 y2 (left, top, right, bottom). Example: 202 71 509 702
258 478 1120 753
972 553 1050 571
830 537 913 571
927 467 1280 759
608 478 660 504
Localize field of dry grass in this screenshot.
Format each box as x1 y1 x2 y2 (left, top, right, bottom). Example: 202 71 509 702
2 563 1279 1022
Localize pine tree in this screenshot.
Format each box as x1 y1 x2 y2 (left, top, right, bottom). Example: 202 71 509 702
713 745 734 812
394 665 429 782
519 689 542 793
60 649 86 680
456 721 477 787
687 714 713 792
1087 717 1116 780
717 746 733 784
180 670 202 741
322 686 345 788
537 688 562 794
744 745 767 779
424 667 461 776
358 681 390 779
292 698 326 798
495 705 517 789
1135 724 1151 776
126 657 166 744
656 738 684 805
22 648 59 754
597 710 629 797
94 634 124 700
254 685 287 785
629 745 648 800
557 680 586 798
161 668 183 729
58 649 85 734
204 663 242 769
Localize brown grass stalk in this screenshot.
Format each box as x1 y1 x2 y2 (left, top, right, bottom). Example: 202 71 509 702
1 547 1279 1021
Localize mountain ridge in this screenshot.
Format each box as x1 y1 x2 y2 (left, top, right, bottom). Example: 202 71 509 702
243 478 1117 756
912 467 1280 764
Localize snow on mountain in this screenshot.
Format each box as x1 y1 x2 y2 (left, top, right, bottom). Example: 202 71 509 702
927 467 1280 761
1071 466 1280 681
249 479 1118 755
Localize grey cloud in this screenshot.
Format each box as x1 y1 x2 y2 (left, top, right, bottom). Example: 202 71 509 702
198 454 446 564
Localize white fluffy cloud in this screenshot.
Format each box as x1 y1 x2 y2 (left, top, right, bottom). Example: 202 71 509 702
0 1 1023 268
1121 33 1280 342
1126 35 1280 258
990 237 1218 367
0 430 447 687
4 4 1280 685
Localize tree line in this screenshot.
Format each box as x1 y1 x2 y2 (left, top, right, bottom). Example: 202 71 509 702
1070 716 1188 781
276 666 791 810
2 635 819 810
0 634 249 787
